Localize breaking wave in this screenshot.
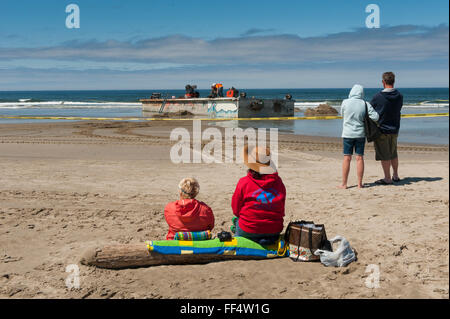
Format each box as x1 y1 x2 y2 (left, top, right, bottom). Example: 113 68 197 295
0 101 142 109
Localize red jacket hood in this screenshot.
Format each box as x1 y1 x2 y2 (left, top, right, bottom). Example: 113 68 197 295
174 199 201 222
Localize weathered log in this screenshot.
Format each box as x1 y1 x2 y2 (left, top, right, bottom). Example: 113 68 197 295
80 244 266 269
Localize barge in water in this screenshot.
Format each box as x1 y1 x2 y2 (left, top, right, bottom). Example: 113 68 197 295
140 96 295 118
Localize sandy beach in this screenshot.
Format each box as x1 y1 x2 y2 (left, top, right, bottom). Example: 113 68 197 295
0 120 448 299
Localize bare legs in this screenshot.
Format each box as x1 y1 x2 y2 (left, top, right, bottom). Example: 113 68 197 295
339 155 352 189
339 155 365 189
380 157 399 183
356 155 364 188
391 157 399 180
381 160 392 183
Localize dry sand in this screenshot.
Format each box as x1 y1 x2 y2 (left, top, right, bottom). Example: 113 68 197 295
0 120 448 299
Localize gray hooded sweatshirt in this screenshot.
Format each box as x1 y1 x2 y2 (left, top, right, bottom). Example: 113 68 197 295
340 84 379 139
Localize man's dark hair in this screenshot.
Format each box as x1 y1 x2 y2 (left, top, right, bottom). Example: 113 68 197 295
382 72 395 86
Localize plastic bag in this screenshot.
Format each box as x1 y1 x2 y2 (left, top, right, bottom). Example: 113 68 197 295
314 236 356 267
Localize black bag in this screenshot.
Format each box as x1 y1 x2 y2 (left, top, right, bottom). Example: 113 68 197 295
364 102 381 142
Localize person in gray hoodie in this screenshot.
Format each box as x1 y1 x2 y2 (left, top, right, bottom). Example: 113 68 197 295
338 84 379 189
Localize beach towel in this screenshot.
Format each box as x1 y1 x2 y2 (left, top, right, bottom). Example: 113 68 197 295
146 236 289 258
174 230 212 241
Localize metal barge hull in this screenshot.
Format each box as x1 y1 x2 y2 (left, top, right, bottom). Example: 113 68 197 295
140 97 294 118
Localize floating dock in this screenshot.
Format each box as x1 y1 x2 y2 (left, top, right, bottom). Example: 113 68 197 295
140 97 295 118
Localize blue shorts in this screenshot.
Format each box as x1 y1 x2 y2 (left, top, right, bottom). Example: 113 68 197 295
343 138 366 156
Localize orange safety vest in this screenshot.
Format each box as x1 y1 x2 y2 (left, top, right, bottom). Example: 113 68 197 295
215 83 223 88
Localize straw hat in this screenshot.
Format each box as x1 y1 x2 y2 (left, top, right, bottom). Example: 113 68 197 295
243 145 277 174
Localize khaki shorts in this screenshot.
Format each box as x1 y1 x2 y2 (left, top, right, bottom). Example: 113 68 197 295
374 134 398 161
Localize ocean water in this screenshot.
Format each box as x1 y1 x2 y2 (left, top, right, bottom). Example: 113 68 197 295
0 88 448 145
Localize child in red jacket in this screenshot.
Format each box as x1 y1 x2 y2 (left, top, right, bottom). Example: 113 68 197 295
231 145 286 245
164 178 214 240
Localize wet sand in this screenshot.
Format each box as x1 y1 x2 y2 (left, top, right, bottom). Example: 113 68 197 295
0 120 448 298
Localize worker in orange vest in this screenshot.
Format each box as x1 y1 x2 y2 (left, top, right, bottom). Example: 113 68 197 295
215 83 224 97
185 84 195 98
226 87 239 98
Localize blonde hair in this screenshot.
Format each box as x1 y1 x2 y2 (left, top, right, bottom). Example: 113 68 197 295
178 177 200 199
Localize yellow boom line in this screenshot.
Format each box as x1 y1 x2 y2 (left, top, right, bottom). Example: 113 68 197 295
0 113 448 122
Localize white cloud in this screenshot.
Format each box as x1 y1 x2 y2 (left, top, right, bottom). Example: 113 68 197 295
0 24 447 89
0 25 447 65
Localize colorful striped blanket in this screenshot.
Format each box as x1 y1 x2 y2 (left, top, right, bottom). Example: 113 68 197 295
146 236 289 258
174 230 212 241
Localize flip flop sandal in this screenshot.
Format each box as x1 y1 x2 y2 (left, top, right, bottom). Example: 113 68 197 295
375 179 393 185
392 177 401 182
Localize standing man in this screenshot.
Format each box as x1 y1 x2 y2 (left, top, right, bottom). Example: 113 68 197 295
370 72 403 185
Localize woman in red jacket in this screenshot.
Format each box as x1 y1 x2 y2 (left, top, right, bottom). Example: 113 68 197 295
164 178 214 240
231 145 286 245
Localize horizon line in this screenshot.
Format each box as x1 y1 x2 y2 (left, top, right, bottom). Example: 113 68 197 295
0 87 449 93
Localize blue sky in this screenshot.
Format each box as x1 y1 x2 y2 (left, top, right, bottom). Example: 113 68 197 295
0 0 448 90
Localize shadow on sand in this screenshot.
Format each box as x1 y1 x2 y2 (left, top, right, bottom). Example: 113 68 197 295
365 177 443 188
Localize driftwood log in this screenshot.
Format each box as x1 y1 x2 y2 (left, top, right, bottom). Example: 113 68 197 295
80 244 268 269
